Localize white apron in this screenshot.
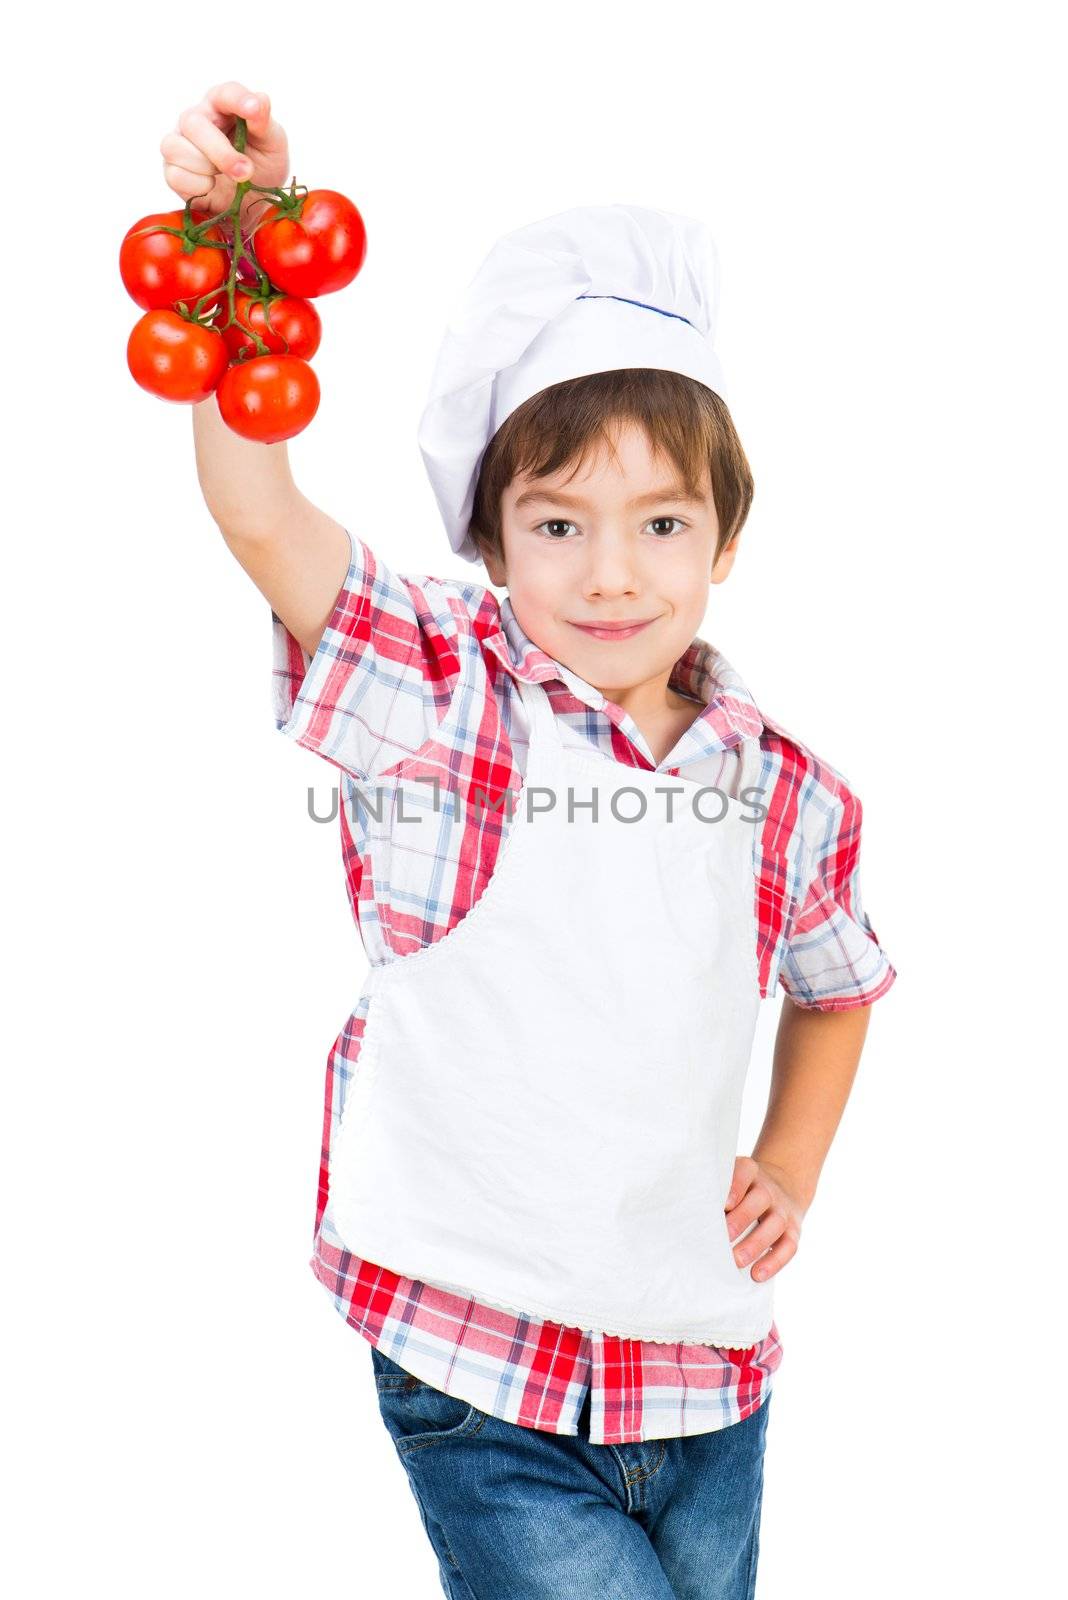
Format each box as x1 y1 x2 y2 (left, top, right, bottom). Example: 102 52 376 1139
328 674 776 1346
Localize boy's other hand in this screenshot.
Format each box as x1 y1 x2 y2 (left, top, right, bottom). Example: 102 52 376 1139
160 83 290 234
723 1154 806 1283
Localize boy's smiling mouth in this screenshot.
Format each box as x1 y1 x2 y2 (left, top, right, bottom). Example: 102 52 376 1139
567 617 658 640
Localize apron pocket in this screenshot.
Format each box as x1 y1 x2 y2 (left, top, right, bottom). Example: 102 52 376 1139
374 1373 487 1454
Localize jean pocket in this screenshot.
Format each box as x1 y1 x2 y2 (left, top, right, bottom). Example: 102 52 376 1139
372 1358 486 1454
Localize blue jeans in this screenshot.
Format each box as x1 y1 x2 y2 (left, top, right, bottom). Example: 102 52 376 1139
370 1345 772 1598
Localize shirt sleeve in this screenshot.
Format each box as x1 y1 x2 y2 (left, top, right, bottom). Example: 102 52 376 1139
271 525 460 784
778 776 897 1011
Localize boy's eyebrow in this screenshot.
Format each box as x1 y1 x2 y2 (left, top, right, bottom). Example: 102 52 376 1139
512 482 707 510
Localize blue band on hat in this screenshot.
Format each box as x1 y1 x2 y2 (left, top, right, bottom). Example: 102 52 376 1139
576 292 696 329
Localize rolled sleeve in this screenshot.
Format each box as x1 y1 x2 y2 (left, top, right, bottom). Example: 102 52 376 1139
271 526 455 784
778 782 897 1012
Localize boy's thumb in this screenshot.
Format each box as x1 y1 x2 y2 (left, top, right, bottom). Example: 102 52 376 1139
239 92 267 133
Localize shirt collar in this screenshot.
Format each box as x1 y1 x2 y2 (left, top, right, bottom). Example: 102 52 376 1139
481 595 765 766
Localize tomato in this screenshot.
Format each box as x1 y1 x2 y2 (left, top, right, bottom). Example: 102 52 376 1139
252 189 367 297
215 355 320 442
217 291 322 362
120 210 230 313
127 310 229 403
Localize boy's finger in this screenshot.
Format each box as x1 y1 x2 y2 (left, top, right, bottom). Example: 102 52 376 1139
205 80 261 117
731 1211 786 1267
724 1183 763 1238
204 81 271 138
244 97 287 156
746 1230 798 1282
160 130 214 177
162 164 221 205
179 104 252 179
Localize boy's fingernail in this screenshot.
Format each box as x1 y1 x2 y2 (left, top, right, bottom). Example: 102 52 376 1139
243 97 258 112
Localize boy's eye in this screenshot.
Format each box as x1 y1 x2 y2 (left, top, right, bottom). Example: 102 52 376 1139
534 516 687 540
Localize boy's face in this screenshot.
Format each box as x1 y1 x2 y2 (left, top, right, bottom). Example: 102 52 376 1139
484 419 737 705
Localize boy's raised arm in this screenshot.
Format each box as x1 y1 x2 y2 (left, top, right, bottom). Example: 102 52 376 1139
192 394 350 658
162 81 352 659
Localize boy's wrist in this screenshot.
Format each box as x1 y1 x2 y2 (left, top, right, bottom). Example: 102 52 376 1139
751 1149 820 1211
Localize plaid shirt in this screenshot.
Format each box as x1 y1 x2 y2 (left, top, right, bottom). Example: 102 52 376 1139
271 526 897 1446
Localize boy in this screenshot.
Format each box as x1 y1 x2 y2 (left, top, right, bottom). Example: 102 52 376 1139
175 83 896 1600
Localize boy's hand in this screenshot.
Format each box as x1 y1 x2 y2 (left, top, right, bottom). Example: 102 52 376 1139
724 1154 806 1283
160 82 290 234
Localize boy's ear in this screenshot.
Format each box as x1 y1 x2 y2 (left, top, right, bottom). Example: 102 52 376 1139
711 536 740 586
483 546 507 586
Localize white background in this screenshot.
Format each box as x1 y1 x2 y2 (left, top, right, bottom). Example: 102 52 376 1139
5 3 1063 1595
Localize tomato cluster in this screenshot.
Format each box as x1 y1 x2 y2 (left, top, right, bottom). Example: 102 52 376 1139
120 184 366 443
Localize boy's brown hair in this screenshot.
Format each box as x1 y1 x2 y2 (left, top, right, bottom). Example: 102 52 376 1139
469 368 754 570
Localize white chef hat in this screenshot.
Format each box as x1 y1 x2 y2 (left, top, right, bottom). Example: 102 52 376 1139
416 203 728 565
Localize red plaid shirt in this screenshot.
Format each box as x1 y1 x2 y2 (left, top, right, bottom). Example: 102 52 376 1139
271 527 896 1445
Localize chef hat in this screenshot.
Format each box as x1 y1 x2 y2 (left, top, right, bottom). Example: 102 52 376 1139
416 203 728 565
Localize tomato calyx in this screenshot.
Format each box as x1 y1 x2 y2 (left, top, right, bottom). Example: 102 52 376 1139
173 299 225 327
122 214 229 262
250 177 312 224
218 290 293 362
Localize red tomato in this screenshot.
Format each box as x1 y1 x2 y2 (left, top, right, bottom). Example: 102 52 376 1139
218 291 322 362
120 210 230 313
215 355 321 442
252 189 367 297
127 310 229 403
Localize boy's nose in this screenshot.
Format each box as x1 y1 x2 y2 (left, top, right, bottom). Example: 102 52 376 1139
581 541 641 596
585 553 642 598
